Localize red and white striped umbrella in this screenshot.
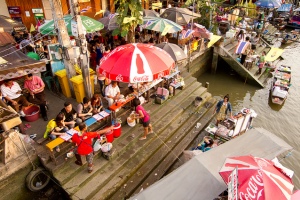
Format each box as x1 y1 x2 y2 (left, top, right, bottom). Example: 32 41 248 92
219 155 294 200
99 43 175 83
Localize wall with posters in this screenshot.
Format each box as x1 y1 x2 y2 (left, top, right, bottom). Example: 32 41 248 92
5 0 45 29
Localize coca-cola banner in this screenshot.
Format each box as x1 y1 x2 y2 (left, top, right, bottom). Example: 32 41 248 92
99 43 175 83
219 155 294 200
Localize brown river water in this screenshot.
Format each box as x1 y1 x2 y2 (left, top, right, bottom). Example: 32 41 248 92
197 43 300 189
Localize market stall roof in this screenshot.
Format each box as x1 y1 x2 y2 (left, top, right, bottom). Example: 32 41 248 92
0 32 16 46
0 44 46 81
0 15 27 33
130 128 292 200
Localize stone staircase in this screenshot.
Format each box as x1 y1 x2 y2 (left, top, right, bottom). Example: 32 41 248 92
39 64 217 200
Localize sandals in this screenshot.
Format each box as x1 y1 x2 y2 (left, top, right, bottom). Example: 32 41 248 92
139 137 147 141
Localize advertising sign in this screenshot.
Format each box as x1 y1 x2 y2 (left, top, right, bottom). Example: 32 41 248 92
8 6 21 14
228 167 238 200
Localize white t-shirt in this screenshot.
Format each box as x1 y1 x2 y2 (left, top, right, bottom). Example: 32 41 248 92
105 84 120 98
1 82 22 100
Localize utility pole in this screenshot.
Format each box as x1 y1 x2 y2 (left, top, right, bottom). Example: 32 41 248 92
69 0 92 98
49 0 76 95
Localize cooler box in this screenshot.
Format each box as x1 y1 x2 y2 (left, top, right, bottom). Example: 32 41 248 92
105 130 114 143
226 31 235 38
55 69 71 98
155 87 169 104
113 123 122 138
70 75 95 103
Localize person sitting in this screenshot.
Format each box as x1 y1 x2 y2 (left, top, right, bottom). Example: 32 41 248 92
105 81 120 107
24 73 48 121
193 136 214 152
60 102 82 129
77 97 93 121
91 94 103 113
0 79 31 116
43 112 69 152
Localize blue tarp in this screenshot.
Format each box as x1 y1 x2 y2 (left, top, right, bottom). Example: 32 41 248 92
277 4 293 12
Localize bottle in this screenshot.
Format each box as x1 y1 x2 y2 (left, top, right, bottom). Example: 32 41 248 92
136 53 145 74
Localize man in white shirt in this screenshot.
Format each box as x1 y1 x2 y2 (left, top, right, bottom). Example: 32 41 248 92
105 81 120 106
1 79 30 116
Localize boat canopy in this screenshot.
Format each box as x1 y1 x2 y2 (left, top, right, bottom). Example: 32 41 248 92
130 128 292 200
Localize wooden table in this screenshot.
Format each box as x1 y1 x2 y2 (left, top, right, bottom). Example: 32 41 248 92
109 95 135 118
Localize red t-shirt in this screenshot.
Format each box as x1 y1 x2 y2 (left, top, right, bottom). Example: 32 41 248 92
72 132 98 155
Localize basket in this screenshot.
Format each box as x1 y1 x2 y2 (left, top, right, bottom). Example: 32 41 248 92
23 105 40 122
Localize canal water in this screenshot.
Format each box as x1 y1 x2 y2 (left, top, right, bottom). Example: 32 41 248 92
197 42 300 189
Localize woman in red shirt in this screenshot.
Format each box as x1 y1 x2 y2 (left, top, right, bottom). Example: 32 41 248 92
72 123 113 173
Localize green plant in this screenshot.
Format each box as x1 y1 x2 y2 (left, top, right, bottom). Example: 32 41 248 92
112 0 143 43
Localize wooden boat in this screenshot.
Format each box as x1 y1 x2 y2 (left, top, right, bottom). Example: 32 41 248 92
270 65 291 105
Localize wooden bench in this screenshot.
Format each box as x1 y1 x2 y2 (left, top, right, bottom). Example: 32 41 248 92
45 110 111 165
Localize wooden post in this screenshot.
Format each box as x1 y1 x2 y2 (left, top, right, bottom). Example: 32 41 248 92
49 0 76 95
70 0 93 98
211 47 219 74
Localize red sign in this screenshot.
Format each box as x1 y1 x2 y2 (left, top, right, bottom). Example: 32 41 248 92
8 6 21 15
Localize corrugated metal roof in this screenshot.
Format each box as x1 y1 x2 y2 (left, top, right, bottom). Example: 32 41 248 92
0 32 15 46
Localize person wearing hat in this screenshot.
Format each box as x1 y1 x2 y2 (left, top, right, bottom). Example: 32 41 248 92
213 94 233 126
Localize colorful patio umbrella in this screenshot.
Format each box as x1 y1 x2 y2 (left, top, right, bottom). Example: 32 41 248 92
39 15 104 36
143 17 183 35
99 43 175 83
160 7 201 26
277 4 293 12
193 23 211 39
219 155 294 200
98 13 119 30
255 0 281 8
154 42 187 62
292 190 300 200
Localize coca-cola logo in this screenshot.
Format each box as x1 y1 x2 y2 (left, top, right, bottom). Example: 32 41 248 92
157 72 164 79
116 74 123 82
133 75 149 82
239 170 264 200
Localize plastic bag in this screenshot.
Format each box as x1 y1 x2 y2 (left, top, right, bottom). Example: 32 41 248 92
93 139 102 152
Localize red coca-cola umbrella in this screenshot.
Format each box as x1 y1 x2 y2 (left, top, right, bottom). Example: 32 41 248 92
219 155 294 200
99 43 175 83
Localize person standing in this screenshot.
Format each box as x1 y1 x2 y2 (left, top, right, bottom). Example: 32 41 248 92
72 123 114 173
24 74 48 121
257 51 266 75
1 79 30 116
26 46 40 60
213 94 233 126
96 64 106 97
132 98 153 140
241 36 251 65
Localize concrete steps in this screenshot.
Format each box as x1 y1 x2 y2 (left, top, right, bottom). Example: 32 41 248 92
67 81 206 199
107 97 216 200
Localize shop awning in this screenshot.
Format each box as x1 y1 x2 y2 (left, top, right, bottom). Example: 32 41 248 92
207 35 222 48
265 47 284 61
0 15 27 33
0 44 46 81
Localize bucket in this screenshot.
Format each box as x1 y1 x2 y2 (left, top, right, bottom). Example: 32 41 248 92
105 130 114 143
23 105 40 122
113 123 122 138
